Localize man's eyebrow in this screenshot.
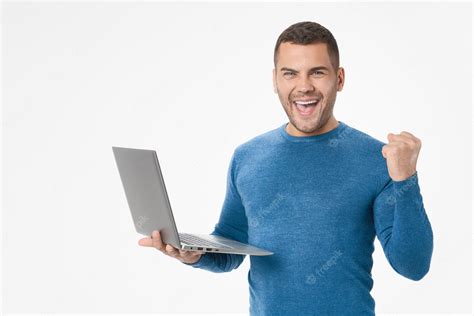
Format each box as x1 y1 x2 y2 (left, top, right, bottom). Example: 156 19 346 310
280 66 330 72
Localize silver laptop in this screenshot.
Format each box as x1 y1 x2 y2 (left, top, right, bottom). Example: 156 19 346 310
112 146 273 256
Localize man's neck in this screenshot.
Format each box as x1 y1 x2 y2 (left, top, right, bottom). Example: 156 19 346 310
286 117 339 137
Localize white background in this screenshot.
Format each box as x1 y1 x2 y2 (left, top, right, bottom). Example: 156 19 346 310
2 1 472 314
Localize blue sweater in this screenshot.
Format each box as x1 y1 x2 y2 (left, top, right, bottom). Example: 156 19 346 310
183 121 433 315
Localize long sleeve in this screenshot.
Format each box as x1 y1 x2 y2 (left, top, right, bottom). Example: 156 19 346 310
182 149 248 272
373 171 434 280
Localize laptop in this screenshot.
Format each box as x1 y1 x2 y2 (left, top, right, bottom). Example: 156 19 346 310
112 146 273 256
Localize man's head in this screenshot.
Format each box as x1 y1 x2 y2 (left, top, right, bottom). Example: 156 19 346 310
273 21 345 136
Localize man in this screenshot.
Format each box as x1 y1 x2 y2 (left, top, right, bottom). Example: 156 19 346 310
138 21 434 315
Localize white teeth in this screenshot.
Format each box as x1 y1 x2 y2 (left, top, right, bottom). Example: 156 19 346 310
294 100 318 105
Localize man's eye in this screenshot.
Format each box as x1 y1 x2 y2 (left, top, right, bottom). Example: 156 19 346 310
283 71 323 76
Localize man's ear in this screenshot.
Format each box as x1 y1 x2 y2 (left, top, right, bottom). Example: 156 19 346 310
272 69 277 94
337 67 345 92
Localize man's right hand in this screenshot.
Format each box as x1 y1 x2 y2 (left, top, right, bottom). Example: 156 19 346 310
138 230 204 264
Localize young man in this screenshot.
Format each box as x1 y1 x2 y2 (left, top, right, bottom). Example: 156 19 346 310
139 21 433 315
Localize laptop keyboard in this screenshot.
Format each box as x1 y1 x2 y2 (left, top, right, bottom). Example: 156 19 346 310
179 233 232 249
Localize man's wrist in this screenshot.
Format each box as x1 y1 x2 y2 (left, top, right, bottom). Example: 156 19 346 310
183 253 205 266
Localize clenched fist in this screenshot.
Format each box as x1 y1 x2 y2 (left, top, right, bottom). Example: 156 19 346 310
139 230 205 264
381 131 421 181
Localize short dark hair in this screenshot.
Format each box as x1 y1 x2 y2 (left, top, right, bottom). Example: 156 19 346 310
274 21 340 72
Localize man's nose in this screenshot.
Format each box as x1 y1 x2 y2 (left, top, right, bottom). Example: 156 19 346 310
296 76 315 93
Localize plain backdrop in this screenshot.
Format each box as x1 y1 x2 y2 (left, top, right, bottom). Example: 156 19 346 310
2 1 472 314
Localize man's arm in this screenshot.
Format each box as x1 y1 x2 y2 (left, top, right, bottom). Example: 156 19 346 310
373 171 434 280
182 148 248 272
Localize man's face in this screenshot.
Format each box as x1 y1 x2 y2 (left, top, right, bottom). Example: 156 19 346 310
273 42 345 135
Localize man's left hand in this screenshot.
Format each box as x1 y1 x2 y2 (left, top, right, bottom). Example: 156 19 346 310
381 131 422 181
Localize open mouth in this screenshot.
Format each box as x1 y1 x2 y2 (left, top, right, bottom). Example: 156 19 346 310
292 99 320 117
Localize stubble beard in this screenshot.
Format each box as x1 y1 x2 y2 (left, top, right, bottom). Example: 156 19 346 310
280 94 336 134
